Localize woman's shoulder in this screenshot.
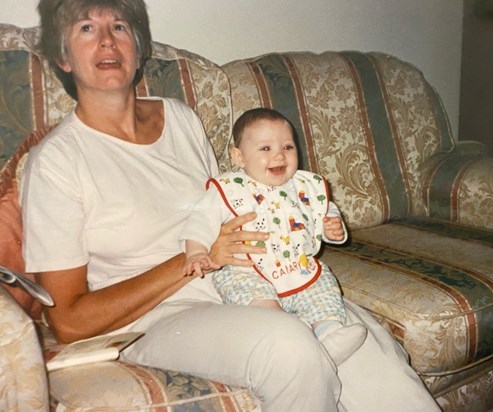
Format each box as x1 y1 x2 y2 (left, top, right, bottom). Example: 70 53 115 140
163 97 197 117
28 112 93 165
35 113 79 148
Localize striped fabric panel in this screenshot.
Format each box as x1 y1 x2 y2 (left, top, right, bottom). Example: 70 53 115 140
52 361 255 411
0 50 36 164
209 381 243 412
122 365 250 411
342 52 409 220
50 361 258 412
425 83 455 153
390 217 493 246
341 53 390 222
142 58 196 109
123 363 169 411
30 53 45 131
341 52 457 221
423 152 483 222
341 235 493 363
284 56 318 173
246 54 318 173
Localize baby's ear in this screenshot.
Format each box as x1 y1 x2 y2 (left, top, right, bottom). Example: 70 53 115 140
229 147 245 168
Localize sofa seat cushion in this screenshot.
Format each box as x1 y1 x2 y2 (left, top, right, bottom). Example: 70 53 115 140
423 357 493 402
49 361 260 412
324 217 493 375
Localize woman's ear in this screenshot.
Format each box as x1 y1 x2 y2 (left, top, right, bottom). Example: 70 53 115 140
230 147 245 168
57 60 72 73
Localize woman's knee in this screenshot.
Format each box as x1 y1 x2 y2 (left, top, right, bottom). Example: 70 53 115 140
249 312 335 382
246 312 338 408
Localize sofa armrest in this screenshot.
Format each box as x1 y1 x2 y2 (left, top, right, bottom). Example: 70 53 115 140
0 287 49 412
421 141 493 229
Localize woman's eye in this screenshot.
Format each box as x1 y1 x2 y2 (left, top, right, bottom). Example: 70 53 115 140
114 23 127 31
80 24 92 32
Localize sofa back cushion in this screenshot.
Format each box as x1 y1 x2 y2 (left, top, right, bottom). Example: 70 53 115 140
0 25 46 168
222 51 454 230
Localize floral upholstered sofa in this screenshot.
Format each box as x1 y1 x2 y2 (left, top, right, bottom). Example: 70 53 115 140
1 23 492 412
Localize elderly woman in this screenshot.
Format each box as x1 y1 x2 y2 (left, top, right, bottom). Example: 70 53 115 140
22 0 440 411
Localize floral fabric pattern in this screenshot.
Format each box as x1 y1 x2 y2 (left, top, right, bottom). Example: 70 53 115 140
0 287 49 411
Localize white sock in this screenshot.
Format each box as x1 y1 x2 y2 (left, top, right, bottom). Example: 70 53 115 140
313 320 342 338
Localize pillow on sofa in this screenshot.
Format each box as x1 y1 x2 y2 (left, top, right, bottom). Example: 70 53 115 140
0 128 51 319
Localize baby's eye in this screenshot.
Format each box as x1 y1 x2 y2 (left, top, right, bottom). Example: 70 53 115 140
284 145 295 150
259 146 270 152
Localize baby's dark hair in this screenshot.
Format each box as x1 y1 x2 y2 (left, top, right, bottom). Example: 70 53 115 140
232 108 295 147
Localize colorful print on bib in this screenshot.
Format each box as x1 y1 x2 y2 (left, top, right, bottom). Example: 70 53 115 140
207 170 329 297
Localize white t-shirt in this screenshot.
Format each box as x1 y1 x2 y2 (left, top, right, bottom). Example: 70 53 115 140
21 97 219 292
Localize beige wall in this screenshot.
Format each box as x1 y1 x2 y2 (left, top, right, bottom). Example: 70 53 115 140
1 0 463 137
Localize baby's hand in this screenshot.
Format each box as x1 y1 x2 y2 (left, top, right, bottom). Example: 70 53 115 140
323 216 344 241
183 253 220 278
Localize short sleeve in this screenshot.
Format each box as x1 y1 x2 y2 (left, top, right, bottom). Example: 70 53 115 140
21 140 88 273
179 187 227 252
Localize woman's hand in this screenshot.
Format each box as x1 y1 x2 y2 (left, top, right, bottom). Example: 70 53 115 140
209 212 268 268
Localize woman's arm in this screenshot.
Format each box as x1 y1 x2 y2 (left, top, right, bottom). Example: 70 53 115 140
37 253 188 343
38 212 268 344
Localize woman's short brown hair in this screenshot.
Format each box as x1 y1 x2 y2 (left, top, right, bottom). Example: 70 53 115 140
37 0 152 100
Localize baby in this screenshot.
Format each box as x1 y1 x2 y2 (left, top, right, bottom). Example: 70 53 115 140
180 108 366 365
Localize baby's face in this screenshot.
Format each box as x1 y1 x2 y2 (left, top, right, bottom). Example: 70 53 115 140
233 118 298 186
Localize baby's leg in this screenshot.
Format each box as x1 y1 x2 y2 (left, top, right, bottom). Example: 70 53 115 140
212 267 282 310
250 298 283 311
289 265 367 365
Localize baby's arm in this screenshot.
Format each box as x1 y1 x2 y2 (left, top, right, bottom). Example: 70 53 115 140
183 239 221 277
322 202 348 244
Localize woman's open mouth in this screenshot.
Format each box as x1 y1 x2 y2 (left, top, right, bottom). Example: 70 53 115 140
97 59 121 69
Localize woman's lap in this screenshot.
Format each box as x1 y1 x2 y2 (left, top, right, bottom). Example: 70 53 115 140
122 298 439 411
337 300 439 412
123 300 340 411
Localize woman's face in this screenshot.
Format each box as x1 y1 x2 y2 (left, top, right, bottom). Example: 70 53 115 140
58 8 139 96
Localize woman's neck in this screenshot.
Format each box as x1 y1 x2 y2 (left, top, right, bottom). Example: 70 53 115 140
74 90 164 144
75 88 136 137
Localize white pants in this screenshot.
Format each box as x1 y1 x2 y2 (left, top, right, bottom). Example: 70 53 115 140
122 285 439 412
